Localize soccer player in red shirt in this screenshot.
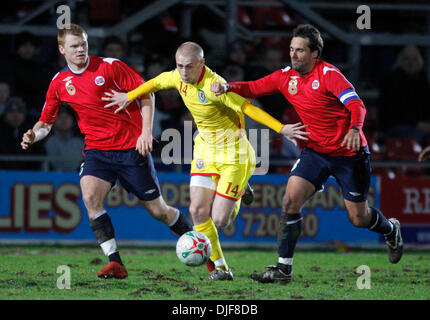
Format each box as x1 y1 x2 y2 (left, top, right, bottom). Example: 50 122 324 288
211 24 403 284
21 24 196 279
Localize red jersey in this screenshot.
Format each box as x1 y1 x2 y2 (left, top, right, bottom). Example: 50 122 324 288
230 59 367 156
40 56 145 150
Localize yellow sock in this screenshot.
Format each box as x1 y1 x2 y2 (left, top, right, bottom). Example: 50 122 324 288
194 218 229 271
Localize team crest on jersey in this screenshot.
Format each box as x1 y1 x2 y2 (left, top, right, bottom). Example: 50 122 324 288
95 76 105 86
198 89 207 103
196 158 204 170
288 77 298 95
312 80 320 90
65 80 76 95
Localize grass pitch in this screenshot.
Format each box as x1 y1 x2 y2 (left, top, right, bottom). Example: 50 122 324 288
0 245 429 300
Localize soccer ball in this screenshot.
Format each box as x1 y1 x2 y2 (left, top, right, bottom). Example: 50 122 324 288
176 231 212 267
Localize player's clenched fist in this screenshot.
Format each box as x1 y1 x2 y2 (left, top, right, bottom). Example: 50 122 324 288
21 129 35 150
210 82 229 96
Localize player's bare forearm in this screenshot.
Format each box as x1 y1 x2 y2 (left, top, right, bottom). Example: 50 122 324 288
136 94 155 156
418 146 430 162
21 121 52 149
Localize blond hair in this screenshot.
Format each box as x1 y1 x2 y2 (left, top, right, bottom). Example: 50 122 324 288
57 24 87 47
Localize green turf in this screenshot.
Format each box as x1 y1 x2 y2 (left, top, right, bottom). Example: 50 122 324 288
0 246 429 300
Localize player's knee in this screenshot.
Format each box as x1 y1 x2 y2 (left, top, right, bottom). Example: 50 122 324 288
82 192 102 211
189 204 209 223
212 215 230 228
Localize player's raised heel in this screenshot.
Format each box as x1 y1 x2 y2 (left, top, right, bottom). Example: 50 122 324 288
207 268 234 281
97 261 128 279
385 218 403 264
242 183 255 205
250 265 292 284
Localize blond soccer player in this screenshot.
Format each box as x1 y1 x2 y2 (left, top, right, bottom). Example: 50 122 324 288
102 42 309 280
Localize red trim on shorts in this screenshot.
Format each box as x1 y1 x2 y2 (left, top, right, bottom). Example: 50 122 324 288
216 190 244 201
190 173 220 177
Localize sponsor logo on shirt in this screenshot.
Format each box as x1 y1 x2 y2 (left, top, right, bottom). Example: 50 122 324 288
198 89 207 103
62 76 74 82
312 80 320 90
95 76 105 86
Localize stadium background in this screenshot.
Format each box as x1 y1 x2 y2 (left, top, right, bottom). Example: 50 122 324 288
0 0 429 249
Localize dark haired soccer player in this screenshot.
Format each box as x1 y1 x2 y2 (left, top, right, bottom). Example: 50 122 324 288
21 24 196 279
211 24 403 284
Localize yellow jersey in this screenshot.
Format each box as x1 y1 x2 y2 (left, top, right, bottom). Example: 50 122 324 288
153 66 249 145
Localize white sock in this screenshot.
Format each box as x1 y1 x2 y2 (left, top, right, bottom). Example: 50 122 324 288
92 210 107 220
100 238 117 256
278 257 293 265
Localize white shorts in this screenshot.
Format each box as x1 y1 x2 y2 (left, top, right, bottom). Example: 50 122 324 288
190 175 217 190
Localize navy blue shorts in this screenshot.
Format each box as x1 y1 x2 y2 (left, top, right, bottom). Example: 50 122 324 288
79 148 161 201
290 146 371 202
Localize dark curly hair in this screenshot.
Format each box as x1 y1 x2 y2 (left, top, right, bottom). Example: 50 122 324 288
293 24 324 58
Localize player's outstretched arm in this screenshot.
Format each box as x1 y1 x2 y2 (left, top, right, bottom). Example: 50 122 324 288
21 121 52 150
241 102 310 146
102 79 157 114
279 123 310 147
418 146 430 162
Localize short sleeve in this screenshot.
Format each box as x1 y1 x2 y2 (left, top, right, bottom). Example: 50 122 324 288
110 60 145 91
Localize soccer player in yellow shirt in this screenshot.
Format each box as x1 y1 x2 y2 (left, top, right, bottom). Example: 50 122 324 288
103 42 309 280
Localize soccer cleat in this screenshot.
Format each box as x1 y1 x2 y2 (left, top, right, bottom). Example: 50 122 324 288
250 265 292 284
207 268 234 281
242 183 255 205
385 218 403 264
97 261 128 279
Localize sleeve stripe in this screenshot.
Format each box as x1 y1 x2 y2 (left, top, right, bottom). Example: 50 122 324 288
343 95 360 105
338 89 360 104
337 88 354 99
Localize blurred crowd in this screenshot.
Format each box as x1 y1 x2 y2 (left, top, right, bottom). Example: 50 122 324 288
0 1 429 174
